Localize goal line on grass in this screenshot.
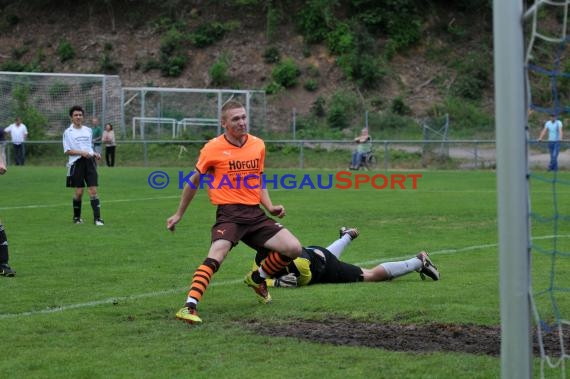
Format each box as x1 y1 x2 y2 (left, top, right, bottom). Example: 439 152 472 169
2 237 566 320
0 195 181 211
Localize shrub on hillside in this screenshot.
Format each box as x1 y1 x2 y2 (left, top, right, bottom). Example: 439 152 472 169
57 39 75 63
263 46 280 64
271 58 301 88
209 54 232 87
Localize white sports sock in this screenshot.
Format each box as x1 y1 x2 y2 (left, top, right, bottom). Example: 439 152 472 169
380 257 422 279
186 297 198 307
258 266 268 279
326 235 352 258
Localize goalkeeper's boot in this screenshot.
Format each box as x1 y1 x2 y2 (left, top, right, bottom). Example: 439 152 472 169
339 226 359 240
416 251 440 281
175 305 202 324
244 271 272 304
0 263 15 277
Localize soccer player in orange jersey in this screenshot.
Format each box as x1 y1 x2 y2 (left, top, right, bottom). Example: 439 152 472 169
167 99 302 324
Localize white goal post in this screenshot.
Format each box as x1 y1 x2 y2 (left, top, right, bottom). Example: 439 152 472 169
121 87 266 139
132 117 177 139
177 117 218 136
493 1 531 379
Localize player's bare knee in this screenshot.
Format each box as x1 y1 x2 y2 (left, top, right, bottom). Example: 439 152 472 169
282 240 302 258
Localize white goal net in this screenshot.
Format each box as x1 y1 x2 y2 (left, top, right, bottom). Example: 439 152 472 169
0 72 122 139
525 1 570 378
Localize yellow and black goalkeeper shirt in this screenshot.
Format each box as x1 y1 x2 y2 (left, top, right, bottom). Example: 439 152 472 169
259 246 365 287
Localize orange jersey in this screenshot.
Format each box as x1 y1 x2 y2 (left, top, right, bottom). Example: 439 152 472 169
195 134 265 205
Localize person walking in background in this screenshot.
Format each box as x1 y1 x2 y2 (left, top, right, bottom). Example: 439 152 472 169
538 113 563 171
252 227 439 288
350 128 372 170
4 117 28 166
167 99 302 324
0 152 16 277
63 105 104 226
102 123 116 167
91 117 103 157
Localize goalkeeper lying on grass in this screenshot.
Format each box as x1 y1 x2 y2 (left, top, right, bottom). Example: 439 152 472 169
250 227 440 288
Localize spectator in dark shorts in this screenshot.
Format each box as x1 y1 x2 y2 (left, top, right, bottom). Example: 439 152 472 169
252 227 440 288
62 105 104 226
167 99 302 324
0 152 16 277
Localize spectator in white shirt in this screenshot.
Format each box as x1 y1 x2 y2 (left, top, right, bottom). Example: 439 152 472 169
538 113 564 171
4 117 28 166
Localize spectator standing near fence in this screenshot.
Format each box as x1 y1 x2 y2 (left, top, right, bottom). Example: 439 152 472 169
63 105 104 226
538 113 563 171
102 123 116 167
91 117 103 157
4 117 28 166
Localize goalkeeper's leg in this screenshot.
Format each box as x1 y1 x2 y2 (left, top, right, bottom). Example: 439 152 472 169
326 227 359 258
362 252 439 282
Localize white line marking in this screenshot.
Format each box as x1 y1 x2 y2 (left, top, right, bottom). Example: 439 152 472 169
0 196 181 211
356 235 569 265
2 235 568 319
0 279 242 319
354 242 499 266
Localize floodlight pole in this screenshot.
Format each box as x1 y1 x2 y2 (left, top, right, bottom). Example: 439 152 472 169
493 1 532 378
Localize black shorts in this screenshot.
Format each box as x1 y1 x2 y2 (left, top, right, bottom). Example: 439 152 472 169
212 204 284 249
307 246 364 284
66 157 99 188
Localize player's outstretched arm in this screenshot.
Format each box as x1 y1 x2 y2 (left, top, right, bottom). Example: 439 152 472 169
167 171 200 231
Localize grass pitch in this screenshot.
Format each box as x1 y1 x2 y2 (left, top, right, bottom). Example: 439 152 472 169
0 166 567 378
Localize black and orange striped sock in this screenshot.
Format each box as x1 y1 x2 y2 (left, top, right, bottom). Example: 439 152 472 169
260 251 293 278
186 258 220 308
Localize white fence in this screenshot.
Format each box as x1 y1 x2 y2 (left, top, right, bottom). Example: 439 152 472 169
0 72 267 141
0 139 517 170
0 71 122 136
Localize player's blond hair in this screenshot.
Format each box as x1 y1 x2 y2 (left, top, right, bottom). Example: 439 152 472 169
221 100 244 120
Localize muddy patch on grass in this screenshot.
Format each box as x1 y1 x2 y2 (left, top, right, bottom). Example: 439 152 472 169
241 317 569 357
